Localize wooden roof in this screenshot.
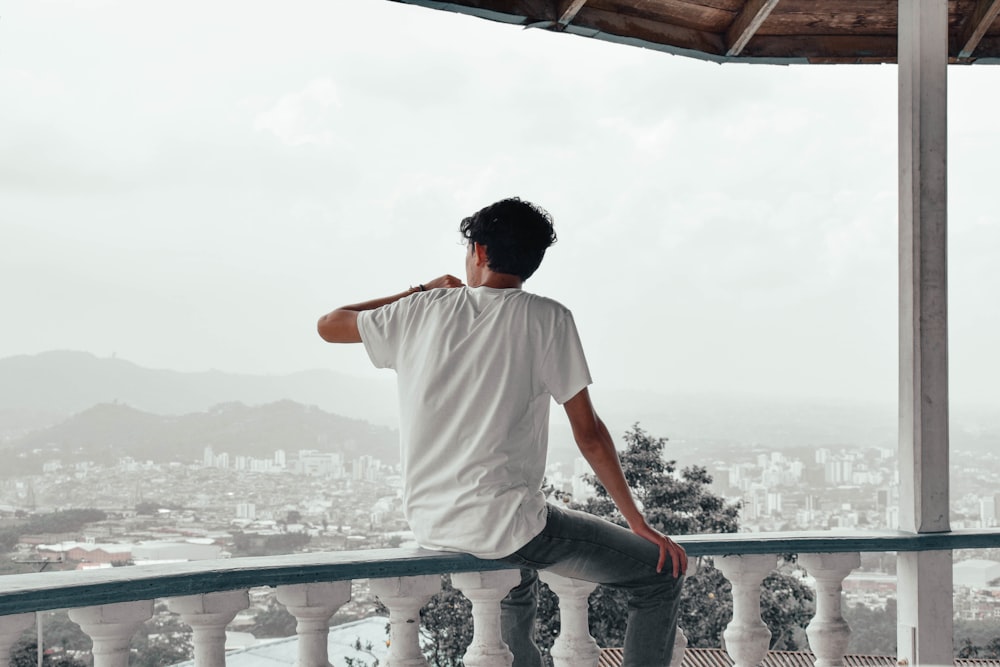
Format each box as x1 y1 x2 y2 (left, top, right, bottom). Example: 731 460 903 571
391 0 1000 64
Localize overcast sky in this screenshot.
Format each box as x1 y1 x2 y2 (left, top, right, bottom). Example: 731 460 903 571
2 0 998 408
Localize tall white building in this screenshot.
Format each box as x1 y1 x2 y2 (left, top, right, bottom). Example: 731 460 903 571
980 497 997 528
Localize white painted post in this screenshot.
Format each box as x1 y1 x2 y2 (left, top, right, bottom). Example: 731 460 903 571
165 589 249 667
0 614 36 667
370 575 440 667
716 554 776 667
453 570 521 667
799 553 860 667
537 572 600 667
275 581 352 667
68 600 153 667
897 0 953 664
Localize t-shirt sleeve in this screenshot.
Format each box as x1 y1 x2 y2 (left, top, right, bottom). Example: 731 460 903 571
356 300 408 370
541 311 593 405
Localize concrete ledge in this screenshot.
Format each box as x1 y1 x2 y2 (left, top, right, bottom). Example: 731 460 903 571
2 529 1000 616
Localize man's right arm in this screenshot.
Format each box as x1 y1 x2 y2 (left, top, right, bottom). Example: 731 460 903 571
317 274 464 343
563 388 688 577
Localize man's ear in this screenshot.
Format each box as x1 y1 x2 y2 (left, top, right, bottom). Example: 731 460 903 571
474 242 489 267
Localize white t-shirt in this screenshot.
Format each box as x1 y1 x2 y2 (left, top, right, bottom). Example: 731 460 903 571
356 286 592 558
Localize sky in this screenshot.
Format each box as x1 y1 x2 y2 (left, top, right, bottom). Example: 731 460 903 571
2 0 998 408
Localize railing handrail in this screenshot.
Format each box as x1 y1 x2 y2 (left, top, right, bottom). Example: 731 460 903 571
3 529 1000 616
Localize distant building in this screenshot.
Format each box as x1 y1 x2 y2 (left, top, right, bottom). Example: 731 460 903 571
36 542 133 564
981 497 998 528
203 446 214 468
236 503 256 520
132 539 223 562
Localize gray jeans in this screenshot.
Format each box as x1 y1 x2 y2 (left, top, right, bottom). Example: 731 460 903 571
498 503 685 667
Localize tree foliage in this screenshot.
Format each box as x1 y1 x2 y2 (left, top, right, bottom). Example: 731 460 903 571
9 640 86 667
844 599 895 655
0 509 108 551
252 596 298 638
229 531 310 557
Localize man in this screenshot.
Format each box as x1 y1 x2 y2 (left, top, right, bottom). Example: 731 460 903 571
317 197 686 667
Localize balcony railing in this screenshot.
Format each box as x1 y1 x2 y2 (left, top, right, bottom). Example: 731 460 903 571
3 529 1000 667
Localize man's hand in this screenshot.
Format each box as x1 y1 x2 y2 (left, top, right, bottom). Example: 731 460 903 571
631 518 688 578
422 274 464 290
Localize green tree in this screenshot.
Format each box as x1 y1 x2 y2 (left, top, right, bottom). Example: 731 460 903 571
844 599 895 655
9 639 86 667
253 596 298 638
0 509 108 551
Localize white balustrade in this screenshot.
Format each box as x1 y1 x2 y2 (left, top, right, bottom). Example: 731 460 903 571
799 553 861 667
370 574 441 667
0 548 902 667
165 589 249 667
0 613 35 667
538 572 600 667
452 570 521 667
68 600 153 667
717 554 777 667
275 581 352 667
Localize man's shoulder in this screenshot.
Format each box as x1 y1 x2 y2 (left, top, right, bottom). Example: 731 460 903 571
516 290 573 317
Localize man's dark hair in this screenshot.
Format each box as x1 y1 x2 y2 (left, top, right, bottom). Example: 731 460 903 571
459 197 557 281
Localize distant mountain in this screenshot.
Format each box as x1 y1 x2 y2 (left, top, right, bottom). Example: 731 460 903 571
0 351 397 427
0 400 398 476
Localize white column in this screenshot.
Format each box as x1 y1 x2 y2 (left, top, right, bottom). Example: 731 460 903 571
165 589 249 667
370 575 440 667
69 600 153 667
897 0 953 664
799 553 860 667
453 570 521 667
537 572 600 667
716 554 776 667
275 581 352 667
0 613 36 667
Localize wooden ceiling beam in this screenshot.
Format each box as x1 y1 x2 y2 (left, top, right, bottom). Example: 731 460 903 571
556 0 589 25
958 0 1000 59
726 0 781 56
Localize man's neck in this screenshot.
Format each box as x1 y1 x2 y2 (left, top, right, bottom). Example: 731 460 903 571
479 273 522 289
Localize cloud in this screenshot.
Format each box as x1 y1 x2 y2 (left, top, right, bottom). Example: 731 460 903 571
254 78 341 146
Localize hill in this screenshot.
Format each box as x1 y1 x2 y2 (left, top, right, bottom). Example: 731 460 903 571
0 400 398 476
0 350 397 428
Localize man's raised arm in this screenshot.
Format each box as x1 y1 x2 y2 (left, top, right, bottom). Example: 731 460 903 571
316 274 464 343
563 387 688 577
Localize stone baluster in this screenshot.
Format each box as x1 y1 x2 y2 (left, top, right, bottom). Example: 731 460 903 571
370 574 440 667
671 625 688 667
799 553 861 667
0 613 36 667
537 572 600 667
68 600 154 667
452 570 521 667
165 589 249 667
275 581 352 667
717 554 777 667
